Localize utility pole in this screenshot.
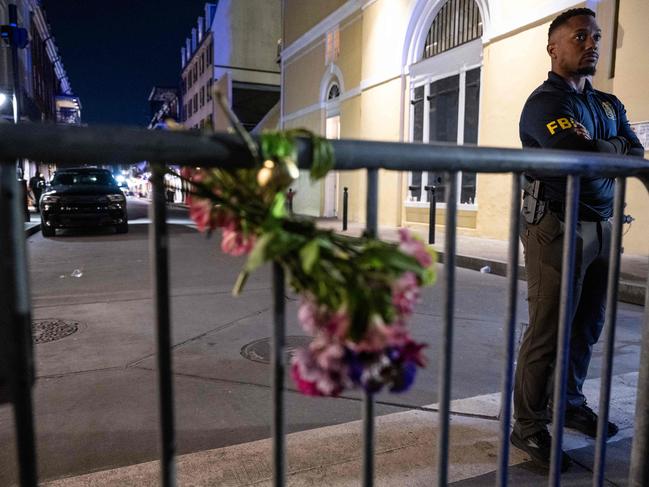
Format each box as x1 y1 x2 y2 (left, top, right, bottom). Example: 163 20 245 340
2 3 30 221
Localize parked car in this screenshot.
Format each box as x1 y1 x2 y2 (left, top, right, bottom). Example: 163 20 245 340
39 167 128 237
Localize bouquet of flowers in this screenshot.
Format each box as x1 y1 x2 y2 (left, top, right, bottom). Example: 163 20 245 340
174 93 436 397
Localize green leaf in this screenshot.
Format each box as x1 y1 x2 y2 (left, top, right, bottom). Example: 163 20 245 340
421 267 437 286
271 193 286 218
232 270 249 296
310 137 335 181
300 239 320 274
244 233 273 272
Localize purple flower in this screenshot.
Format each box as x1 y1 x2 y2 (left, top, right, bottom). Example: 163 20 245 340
389 361 417 393
290 340 350 397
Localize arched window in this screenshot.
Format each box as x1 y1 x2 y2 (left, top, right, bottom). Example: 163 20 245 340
408 0 484 207
423 0 483 59
327 82 340 100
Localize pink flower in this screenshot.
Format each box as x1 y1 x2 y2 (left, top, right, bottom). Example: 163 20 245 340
221 226 256 256
214 209 236 230
311 336 345 370
398 228 434 268
291 360 322 396
323 310 350 339
298 298 350 339
290 346 347 397
298 298 319 335
400 339 428 368
180 166 196 181
188 196 219 233
392 272 420 317
383 320 412 348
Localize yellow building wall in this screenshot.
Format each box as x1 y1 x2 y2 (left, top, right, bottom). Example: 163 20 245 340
613 0 649 255
284 42 326 114
338 95 365 223
231 1 281 76
476 22 551 239
361 0 411 83
284 110 325 217
360 78 403 227
283 0 347 45
337 16 363 90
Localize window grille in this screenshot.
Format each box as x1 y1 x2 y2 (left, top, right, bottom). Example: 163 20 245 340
327 83 340 100
423 0 483 59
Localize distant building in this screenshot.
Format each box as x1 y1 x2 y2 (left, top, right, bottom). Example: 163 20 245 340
0 0 81 183
55 95 81 124
180 1 281 131
0 0 79 124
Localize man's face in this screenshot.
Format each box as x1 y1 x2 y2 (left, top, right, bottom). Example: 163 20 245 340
548 15 601 76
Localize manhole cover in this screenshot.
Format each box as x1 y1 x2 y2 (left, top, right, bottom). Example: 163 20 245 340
241 336 312 364
32 319 80 344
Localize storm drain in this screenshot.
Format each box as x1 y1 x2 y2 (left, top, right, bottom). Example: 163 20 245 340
241 336 311 364
32 319 80 344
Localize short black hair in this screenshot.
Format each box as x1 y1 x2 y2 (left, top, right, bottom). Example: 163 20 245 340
548 8 596 39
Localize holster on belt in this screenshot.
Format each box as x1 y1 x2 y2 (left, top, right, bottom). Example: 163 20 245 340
522 179 546 224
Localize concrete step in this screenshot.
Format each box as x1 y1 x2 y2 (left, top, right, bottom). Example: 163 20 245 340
42 372 638 487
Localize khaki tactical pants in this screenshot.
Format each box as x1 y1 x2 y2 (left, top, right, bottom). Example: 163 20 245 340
513 210 611 439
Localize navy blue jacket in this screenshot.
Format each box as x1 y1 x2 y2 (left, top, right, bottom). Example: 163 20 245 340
520 71 644 220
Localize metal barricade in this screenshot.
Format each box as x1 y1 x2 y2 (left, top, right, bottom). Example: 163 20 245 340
0 123 648 487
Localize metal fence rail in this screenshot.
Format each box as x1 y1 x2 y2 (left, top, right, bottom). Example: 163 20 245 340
0 123 648 487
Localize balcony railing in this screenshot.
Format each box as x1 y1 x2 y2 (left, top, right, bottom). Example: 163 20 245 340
0 122 648 487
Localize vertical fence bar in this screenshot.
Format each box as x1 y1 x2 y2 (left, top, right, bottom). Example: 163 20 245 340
150 164 177 487
363 169 378 487
272 261 286 486
0 164 37 487
629 179 649 486
630 298 649 486
343 187 349 231
437 171 458 486
593 178 626 487
426 185 436 244
549 174 580 486
496 173 522 487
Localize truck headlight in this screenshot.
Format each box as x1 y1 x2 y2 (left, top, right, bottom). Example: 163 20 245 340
107 194 125 203
41 195 60 204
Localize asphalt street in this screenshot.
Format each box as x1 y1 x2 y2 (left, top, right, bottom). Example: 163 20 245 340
0 197 644 484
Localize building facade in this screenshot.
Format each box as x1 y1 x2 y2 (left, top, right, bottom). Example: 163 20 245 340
281 0 649 255
0 0 81 182
180 1 281 132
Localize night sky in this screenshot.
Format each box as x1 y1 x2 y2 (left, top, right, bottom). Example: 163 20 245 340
41 0 209 126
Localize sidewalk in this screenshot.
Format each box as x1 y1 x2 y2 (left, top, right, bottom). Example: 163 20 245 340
24 208 41 237
315 219 647 306
43 371 638 486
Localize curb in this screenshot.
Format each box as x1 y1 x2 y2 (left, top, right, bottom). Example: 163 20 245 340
25 223 40 238
436 250 646 306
